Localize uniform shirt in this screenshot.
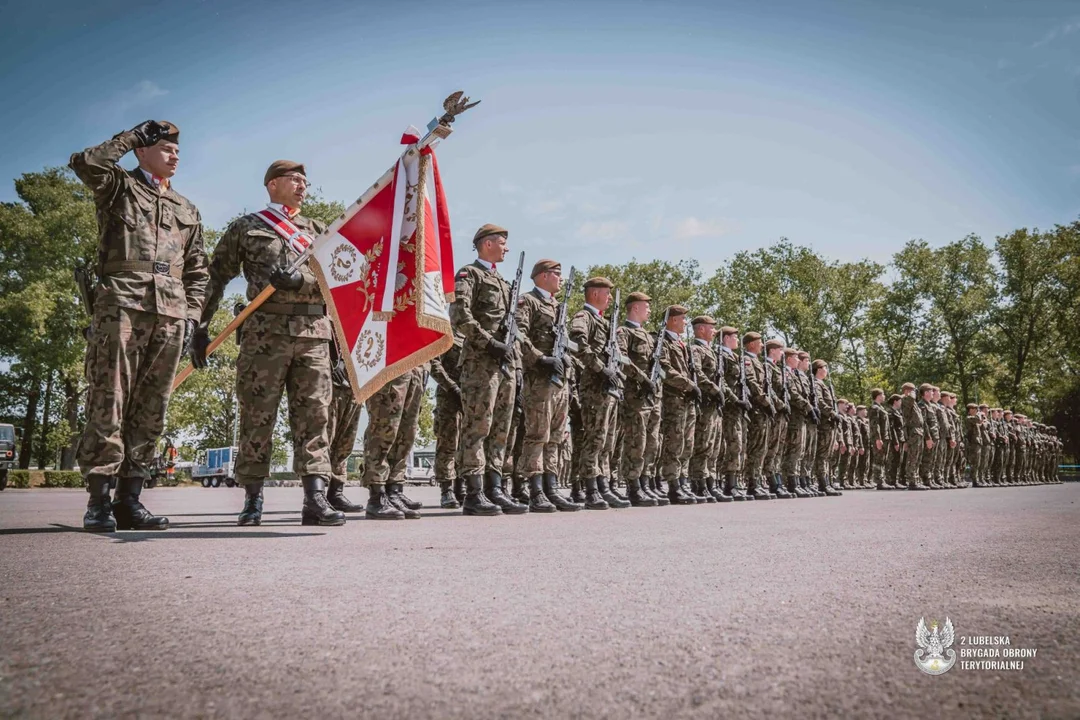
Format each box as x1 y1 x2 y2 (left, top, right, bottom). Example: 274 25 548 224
889 406 906 445
919 399 939 441
617 321 655 390
902 394 925 437
818 380 838 427
659 330 694 395
430 333 464 390
451 259 514 360
786 365 814 418
202 211 330 339
690 339 723 402
516 287 559 370
766 357 787 412
869 402 889 444
569 304 610 379
722 346 746 414
744 353 772 413
69 129 208 320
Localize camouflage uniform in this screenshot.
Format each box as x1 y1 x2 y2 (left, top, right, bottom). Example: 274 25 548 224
327 379 361 483
918 398 939 486
450 259 517 477
569 305 618 480
617 320 658 486
781 362 813 491
201 211 331 483
71 130 208 480
763 356 787 487
658 331 696 485
869 401 890 486
814 380 839 488
689 339 726 487
721 346 747 485
887 405 905 486
965 411 982 485
902 394 926 488
516 288 569 477
362 366 424 487
430 334 463 483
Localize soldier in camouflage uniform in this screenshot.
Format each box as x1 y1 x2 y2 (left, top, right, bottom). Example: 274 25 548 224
812 360 842 496
430 332 464 508
361 366 426 520
915 386 940 489
868 390 890 489
835 399 851 488
781 349 813 497
977 404 994 486
965 403 984 486
71 120 208 532
193 160 342 527
657 306 700 504
720 328 752 499
449 224 527 516
515 259 581 512
689 316 733 502
1001 409 1016 484
886 394 905 489
569 277 628 509
617 292 666 506
325 338 363 512
742 332 776 500
902 383 930 490
798 352 822 496
763 339 792 498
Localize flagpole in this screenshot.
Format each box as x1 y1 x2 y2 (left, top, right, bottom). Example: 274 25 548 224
171 92 476 391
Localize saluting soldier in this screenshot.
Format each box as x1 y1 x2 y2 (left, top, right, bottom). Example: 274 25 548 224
617 292 666 506
71 120 208 532
569 277 628 509
515 259 581 512
193 160 342 527
449 224 527 516
430 332 464 508
658 306 699 504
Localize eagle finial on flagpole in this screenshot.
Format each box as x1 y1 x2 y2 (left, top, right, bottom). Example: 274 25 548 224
440 91 481 126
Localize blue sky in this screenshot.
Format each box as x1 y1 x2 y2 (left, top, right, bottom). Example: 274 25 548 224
2 0 1078 274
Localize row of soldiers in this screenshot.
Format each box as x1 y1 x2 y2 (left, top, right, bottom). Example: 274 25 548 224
69 120 1063 531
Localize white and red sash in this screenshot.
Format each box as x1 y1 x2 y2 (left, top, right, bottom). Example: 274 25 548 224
254 206 314 256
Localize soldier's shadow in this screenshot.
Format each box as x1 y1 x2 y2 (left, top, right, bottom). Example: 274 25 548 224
0 523 324 541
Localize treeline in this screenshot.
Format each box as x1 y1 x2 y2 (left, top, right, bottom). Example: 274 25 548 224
1 167 1077 469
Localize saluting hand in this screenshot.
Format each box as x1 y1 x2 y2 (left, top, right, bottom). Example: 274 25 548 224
131 119 169 148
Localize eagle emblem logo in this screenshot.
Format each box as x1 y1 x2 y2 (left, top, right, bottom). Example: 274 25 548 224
914 617 956 675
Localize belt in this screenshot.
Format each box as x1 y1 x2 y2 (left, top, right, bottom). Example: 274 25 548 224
257 302 326 316
101 260 183 279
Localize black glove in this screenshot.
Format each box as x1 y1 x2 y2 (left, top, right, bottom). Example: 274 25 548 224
539 355 561 372
485 339 511 361
601 365 619 383
331 360 348 388
190 326 211 369
180 318 196 356
691 386 702 403
766 401 777 418
269 265 304 292
449 383 463 402
738 399 753 412
233 303 247 345
131 120 169 148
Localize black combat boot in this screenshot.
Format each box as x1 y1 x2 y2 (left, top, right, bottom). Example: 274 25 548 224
238 482 264 526
774 473 793 499
453 477 466 506
366 484 405 519
650 477 671 506
584 476 609 510
387 483 422 519
327 480 364 513
511 475 530 506
543 473 582 512
638 477 659 502
570 479 586 505
485 470 528 514
462 474 501 516
677 478 698 504
820 476 842 496
726 473 747 502
805 476 822 496
788 475 807 498
693 478 717 503
392 483 422 510
597 476 631 508
301 475 346 525
908 481 930 491
667 477 694 505
609 480 630 503
748 475 771 501
627 477 658 507
113 477 169 530
83 474 116 532
528 475 557 513
705 477 727 502
440 481 461 509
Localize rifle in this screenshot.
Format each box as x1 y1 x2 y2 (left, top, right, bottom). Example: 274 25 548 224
738 341 750 418
496 250 526 379
550 266 578 387
781 356 792 414
646 308 670 403
602 288 625 399
762 333 776 415
712 335 727 412
74 264 95 317
685 327 701 406
806 356 821 425
827 375 839 414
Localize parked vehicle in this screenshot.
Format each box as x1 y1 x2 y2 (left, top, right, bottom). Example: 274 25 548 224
192 447 239 488
406 448 435 485
0 423 16 491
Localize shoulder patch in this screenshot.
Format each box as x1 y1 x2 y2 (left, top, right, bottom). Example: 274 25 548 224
456 271 469 279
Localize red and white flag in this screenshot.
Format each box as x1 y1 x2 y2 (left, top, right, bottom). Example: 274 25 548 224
308 128 456 403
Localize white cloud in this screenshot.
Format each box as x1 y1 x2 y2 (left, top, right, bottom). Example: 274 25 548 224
575 219 631 243
117 80 168 109
669 216 730 241
1032 19 1080 48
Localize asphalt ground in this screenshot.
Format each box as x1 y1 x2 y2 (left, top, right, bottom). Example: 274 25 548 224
0 483 1078 719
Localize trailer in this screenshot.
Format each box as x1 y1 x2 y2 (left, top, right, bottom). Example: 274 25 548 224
192 447 239 488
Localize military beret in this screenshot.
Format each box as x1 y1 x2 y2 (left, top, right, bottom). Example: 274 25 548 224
691 315 716 326
264 159 306 186
473 223 508 246
583 276 614 290
721 325 738 337
966 403 977 410
784 348 799 357
918 383 935 394
856 405 866 411
901 382 916 392
1003 409 1013 416
742 331 762 345
812 359 828 371
666 304 688 317
764 338 784 351
888 394 902 403
530 259 560 278
837 397 849 405
624 291 651 306
796 350 809 359
978 403 989 409
870 388 884 399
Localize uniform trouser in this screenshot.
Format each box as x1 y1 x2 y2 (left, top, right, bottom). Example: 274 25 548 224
235 331 331 484
814 425 836 481
433 387 461 481
722 410 745 476
765 414 788 475
836 448 849 484
578 377 617 479
904 437 925 487
887 443 903 485
362 367 423 487
620 395 655 482
660 391 693 482
980 442 993 482
520 372 569 477
918 438 938 484
746 410 770 481
458 355 515 476
992 444 1005 483
607 404 622 480
503 408 525 480
79 305 184 479
680 403 696 478
570 397 584 481
644 402 662 478
690 404 721 479
801 418 817 477
781 414 807 478
870 443 887 484
327 382 362 483
710 413 725 480
558 436 572 484
967 445 982 482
